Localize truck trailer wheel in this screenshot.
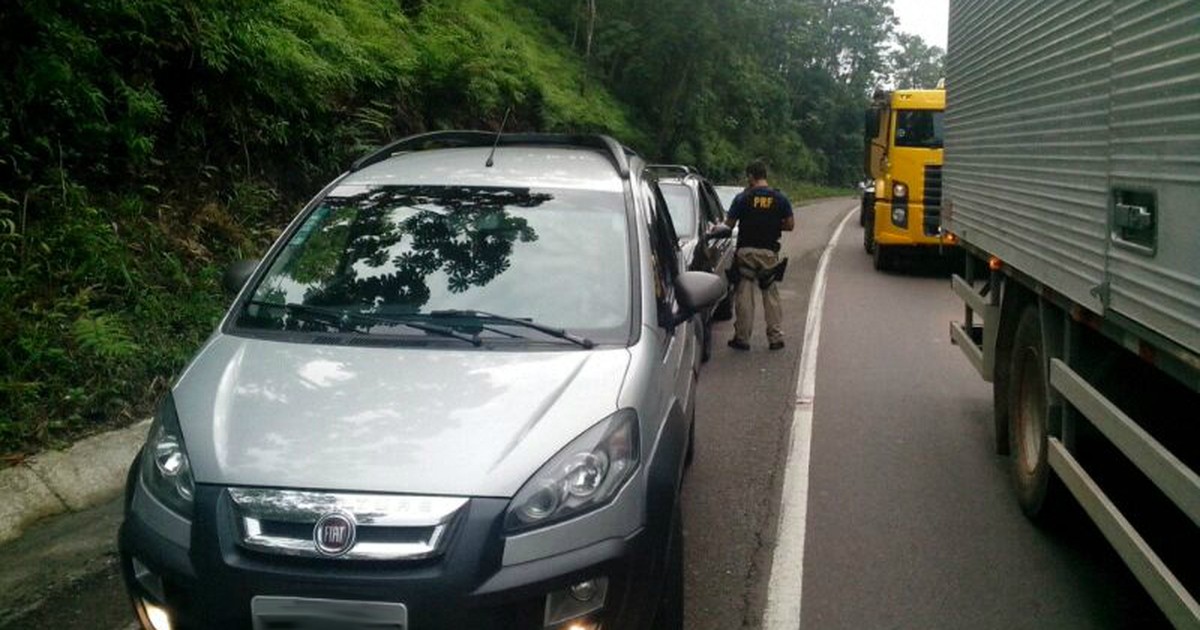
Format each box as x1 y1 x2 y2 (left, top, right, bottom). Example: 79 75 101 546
1007 304 1066 522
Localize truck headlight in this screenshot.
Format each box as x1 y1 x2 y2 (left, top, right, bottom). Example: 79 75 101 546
892 206 908 227
892 182 908 198
505 410 639 533
140 394 195 518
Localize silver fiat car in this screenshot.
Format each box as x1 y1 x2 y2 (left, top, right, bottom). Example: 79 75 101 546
118 132 725 629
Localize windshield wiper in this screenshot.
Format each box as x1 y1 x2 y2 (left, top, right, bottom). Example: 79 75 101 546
428 309 595 349
246 300 481 346
246 300 362 332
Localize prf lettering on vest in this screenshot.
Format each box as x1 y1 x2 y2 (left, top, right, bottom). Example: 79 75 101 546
753 195 774 210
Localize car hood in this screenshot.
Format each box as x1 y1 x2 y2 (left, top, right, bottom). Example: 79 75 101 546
173 334 630 497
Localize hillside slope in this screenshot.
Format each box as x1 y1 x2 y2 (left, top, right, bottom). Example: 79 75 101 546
0 0 640 454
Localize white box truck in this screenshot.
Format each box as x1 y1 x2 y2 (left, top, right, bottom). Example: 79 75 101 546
943 1 1199 626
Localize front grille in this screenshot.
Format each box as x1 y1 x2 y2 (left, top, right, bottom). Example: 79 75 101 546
923 165 943 236
227 488 467 561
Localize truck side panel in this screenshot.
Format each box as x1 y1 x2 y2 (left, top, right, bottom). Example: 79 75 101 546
1106 0 1200 356
945 0 1113 316
946 0 1200 358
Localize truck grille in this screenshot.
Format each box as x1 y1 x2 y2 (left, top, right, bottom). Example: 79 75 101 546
923 165 943 236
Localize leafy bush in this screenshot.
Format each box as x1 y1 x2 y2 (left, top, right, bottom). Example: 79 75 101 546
0 0 858 456
0 0 639 455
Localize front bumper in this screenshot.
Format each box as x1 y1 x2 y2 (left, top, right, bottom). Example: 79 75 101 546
874 200 955 248
119 484 665 629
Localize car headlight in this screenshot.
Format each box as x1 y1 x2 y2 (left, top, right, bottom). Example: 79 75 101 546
891 206 908 227
892 182 908 198
140 394 195 518
505 409 639 533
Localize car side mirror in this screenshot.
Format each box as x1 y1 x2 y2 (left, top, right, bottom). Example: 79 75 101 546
222 259 260 294
704 224 732 242
671 271 727 326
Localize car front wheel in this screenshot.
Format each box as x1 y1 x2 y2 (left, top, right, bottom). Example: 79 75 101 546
652 502 684 630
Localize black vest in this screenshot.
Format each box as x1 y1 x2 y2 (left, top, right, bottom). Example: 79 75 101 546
736 187 786 252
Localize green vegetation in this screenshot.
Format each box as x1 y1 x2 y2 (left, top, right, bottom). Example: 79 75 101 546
0 0 636 454
890 33 947 90
772 179 858 203
531 0 924 184
0 0 938 455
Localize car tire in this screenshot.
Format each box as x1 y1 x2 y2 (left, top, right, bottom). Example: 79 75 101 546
1007 304 1067 523
712 292 733 321
685 410 696 468
653 501 685 630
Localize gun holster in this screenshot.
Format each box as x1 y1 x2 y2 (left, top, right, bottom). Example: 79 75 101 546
725 265 742 287
757 257 789 290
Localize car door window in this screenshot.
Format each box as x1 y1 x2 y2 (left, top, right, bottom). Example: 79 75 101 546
657 182 696 240
642 181 679 325
700 183 725 223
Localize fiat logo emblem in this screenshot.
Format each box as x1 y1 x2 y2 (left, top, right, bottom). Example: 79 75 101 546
313 511 357 557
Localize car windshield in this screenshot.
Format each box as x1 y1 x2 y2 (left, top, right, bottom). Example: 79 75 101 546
894 110 944 148
658 182 696 238
234 184 631 343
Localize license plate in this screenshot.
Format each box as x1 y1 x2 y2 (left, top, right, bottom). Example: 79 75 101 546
252 596 408 630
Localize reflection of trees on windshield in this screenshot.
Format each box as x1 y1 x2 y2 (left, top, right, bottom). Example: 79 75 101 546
285 186 544 312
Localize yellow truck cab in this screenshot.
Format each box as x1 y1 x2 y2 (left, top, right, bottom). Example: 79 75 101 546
862 87 951 270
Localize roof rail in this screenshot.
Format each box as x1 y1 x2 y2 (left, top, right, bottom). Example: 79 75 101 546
350 131 636 178
645 164 700 178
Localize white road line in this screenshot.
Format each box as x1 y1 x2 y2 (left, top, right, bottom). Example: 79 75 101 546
764 206 857 630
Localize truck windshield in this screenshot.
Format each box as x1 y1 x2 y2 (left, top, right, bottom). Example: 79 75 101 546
895 110 944 148
234 184 632 344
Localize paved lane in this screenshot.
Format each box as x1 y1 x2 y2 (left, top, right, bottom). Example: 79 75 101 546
796 219 1168 628
683 198 854 630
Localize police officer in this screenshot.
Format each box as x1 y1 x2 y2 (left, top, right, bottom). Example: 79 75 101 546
724 160 794 350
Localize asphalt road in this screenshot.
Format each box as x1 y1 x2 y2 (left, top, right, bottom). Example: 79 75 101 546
681 197 852 629
0 197 1170 629
792 209 1168 629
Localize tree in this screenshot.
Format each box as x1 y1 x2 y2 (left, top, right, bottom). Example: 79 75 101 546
528 0 899 185
888 32 945 90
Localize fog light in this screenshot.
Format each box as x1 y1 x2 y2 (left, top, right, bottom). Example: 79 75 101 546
545 577 608 626
142 599 173 630
891 206 908 227
570 580 599 602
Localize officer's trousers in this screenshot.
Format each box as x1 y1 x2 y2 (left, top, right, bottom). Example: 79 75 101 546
732 247 784 344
